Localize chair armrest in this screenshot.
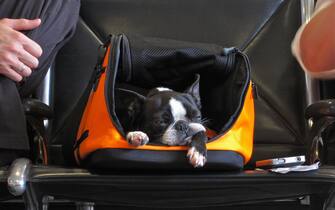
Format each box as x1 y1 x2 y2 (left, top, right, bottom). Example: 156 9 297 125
22 99 53 165
22 98 53 119
7 158 31 196
305 99 335 120
305 100 335 164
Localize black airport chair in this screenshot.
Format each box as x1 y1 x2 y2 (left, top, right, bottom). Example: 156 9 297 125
5 0 335 209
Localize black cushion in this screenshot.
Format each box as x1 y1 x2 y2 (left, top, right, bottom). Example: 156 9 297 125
29 165 335 207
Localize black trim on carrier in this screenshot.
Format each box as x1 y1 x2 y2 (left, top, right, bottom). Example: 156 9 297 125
83 149 244 171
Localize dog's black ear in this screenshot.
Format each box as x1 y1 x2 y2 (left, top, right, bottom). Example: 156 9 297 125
185 74 201 109
128 95 145 120
115 88 146 131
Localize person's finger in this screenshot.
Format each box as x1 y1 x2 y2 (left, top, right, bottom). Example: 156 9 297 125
6 43 39 69
11 59 32 77
1 65 23 82
13 31 43 58
3 53 32 77
5 18 41 31
17 48 39 69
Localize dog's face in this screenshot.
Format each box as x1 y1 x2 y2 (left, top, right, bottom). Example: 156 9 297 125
129 75 205 145
140 88 204 145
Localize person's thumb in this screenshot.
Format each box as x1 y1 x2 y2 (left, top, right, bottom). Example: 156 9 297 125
8 18 41 31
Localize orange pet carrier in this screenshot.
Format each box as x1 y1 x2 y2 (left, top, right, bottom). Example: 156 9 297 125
74 34 254 170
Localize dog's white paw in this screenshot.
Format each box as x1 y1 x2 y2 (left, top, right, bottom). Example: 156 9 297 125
187 147 207 168
126 131 149 146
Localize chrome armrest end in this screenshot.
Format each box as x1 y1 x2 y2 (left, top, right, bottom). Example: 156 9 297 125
7 158 32 196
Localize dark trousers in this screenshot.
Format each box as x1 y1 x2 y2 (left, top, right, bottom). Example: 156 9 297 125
0 0 80 151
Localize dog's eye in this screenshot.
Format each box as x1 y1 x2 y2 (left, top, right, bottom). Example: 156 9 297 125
152 113 171 127
153 118 168 126
162 113 171 121
193 115 201 122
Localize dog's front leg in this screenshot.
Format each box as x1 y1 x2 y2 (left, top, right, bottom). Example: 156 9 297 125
187 131 208 168
126 131 149 146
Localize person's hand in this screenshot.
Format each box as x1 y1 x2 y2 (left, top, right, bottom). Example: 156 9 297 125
0 18 43 82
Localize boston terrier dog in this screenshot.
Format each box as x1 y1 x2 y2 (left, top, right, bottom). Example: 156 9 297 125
119 75 208 167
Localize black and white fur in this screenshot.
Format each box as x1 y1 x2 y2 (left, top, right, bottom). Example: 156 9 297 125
121 75 208 167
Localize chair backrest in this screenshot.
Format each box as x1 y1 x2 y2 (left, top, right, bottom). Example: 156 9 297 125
49 0 310 165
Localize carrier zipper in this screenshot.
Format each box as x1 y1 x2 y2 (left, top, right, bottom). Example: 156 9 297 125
92 64 105 91
92 44 108 91
208 50 251 142
104 35 126 136
121 35 132 82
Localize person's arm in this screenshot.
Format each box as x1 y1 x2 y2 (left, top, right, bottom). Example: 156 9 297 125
0 18 42 82
291 0 335 79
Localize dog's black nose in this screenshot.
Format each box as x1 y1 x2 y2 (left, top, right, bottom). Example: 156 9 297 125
175 120 189 133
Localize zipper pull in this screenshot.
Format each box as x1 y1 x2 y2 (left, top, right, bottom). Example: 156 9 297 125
92 64 105 91
252 82 259 100
91 43 108 90
223 47 238 56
